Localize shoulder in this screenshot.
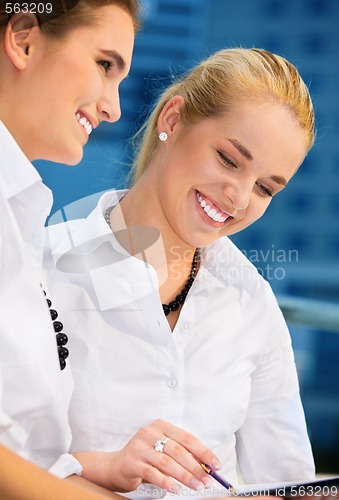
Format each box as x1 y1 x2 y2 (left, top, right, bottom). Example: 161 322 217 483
203 236 272 297
202 237 283 326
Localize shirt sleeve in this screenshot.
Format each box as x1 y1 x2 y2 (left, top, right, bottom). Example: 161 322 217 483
48 452 82 478
235 309 315 484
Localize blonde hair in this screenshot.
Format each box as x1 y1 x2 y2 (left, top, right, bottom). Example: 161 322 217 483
132 47 314 183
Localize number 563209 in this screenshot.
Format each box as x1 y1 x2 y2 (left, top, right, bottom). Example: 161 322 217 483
5 3 53 14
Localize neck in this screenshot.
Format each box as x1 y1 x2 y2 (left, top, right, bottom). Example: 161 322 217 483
116 173 197 266
109 178 201 328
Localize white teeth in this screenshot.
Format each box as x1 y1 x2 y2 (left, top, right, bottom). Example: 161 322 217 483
216 213 226 222
196 191 228 223
76 112 93 135
207 208 217 218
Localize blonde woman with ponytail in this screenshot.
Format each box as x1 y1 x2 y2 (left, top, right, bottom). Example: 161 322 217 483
46 47 316 498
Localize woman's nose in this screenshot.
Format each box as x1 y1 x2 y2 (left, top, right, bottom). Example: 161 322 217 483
222 180 251 211
97 86 122 123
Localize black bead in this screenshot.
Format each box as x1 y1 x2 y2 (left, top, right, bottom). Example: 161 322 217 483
50 309 58 321
42 285 69 371
58 346 69 360
176 294 185 304
162 304 170 316
162 248 200 317
56 333 68 346
169 300 180 311
53 321 63 332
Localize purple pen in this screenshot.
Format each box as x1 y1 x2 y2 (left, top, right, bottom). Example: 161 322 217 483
200 463 235 492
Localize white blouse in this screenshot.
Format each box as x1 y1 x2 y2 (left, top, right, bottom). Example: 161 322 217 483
0 122 81 478
45 189 315 497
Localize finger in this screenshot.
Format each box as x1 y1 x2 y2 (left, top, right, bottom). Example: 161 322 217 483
121 426 205 491
154 419 222 471
155 438 213 488
150 442 211 491
139 463 183 494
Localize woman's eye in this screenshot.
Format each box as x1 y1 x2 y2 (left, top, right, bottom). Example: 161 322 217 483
256 182 273 198
98 60 113 72
217 151 238 169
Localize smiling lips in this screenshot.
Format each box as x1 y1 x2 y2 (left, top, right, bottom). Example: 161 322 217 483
76 111 93 136
196 191 231 224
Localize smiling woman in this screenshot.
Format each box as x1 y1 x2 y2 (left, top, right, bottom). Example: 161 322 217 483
142 97 307 250
0 1 136 163
44 47 316 499
0 1 140 499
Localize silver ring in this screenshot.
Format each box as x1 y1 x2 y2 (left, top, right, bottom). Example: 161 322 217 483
154 437 170 453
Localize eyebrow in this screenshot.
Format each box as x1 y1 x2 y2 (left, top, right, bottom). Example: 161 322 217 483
100 49 126 71
227 138 253 161
227 138 287 186
270 175 287 186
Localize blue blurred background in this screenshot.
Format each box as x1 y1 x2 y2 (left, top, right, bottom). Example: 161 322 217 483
36 0 339 474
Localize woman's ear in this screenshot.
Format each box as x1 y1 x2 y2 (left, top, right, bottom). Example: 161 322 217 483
157 95 185 138
4 13 40 70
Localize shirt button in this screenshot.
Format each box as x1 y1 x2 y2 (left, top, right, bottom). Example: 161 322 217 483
168 378 177 388
183 322 190 331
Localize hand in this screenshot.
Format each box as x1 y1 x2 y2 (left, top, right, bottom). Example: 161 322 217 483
75 419 222 494
109 418 222 493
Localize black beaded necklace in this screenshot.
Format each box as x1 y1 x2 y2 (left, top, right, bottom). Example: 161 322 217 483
41 285 69 370
104 205 201 317
162 248 200 316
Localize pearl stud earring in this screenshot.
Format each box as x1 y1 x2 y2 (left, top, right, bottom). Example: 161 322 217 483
159 132 168 142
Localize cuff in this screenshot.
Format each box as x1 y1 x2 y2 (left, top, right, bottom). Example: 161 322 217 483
48 452 83 478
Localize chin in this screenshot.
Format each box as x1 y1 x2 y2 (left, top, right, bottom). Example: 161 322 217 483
65 155 83 166
50 148 84 166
